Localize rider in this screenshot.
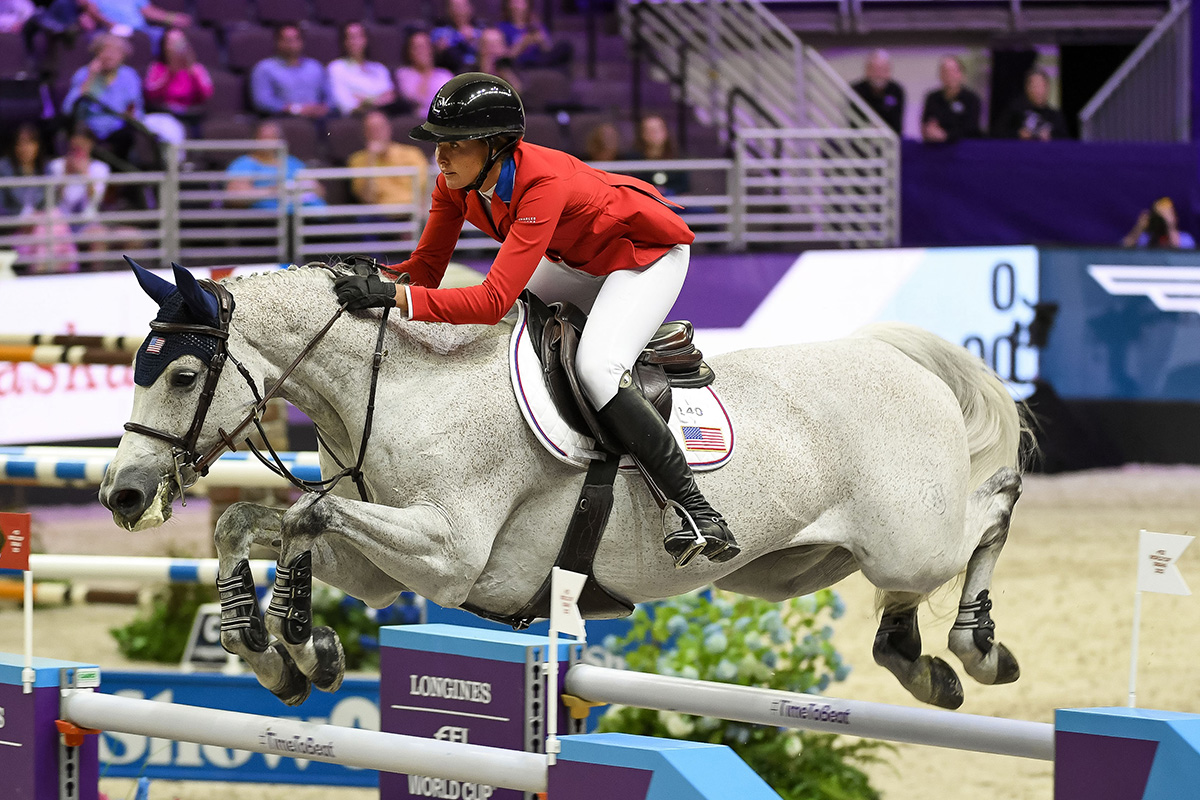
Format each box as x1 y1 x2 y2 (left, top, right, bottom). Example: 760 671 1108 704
333 73 738 567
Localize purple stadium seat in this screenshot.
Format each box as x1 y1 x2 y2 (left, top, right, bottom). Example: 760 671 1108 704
205 69 248 115
127 30 155 72
519 69 573 113
274 115 322 162
314 0 368 26
225 25 276 73
372 0 423 24
364 23 403 70
256 0 308 26
326 115 365 164
391 113 433 157
523 113 563 149
195 0 252 28
0 33 29 78
299 23 340 64
156 0 191 10
186 27 223 70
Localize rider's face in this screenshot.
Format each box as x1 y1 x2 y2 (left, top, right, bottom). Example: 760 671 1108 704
436 139 488 190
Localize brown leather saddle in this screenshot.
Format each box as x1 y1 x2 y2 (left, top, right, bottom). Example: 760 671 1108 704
460 291 716 630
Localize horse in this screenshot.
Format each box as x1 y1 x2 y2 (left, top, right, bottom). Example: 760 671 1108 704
99 261 1025 711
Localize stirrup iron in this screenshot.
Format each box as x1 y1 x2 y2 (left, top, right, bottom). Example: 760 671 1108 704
662 502 706 569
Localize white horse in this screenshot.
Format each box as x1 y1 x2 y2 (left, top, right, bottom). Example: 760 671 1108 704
100 262 1025 710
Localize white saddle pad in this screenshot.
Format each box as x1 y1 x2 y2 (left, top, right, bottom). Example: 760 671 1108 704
508 302 734 472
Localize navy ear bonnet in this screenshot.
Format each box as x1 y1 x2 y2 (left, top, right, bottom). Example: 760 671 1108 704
128 257 225 388
134 292 221 387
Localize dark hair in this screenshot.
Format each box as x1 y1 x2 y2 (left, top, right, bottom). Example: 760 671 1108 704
1147 209 1170 246
155 26 191 62
340 21 368 57
274 22 301 41
6 122 44 172
1025 67 1050 84
634 114 677 159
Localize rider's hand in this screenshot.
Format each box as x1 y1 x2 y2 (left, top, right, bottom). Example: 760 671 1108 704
334 274 397 310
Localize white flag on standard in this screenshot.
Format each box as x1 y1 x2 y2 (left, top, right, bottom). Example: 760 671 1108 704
1137 530 1193 596
550 566 587 638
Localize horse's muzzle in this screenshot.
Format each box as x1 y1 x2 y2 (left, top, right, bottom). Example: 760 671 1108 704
99 467 171 531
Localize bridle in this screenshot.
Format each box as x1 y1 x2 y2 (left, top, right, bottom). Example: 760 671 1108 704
123 269 391 504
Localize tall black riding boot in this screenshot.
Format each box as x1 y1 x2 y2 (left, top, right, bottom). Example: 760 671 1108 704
596 382 740 568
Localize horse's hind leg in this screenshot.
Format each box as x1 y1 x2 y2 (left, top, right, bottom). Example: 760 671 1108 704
872 592 964 710
214 502 312 707
948 467 1022 686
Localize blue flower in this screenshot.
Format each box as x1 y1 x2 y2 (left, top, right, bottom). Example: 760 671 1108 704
795 595 818 615
733 616 752 632
744 633 763 651
759 609 783 631
702 621 725 637
715 659 738 681
830 594 846 620
603 635 622 654
816 674 831 692
667 615 690 637
761 651 778 668
820 625 834 640
704 632 728 654
834 664 852 681
770 626 790 645
713 597 734 617
679 665 700 680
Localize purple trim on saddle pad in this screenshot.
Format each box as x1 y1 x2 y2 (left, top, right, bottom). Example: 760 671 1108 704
1054 731 1157 800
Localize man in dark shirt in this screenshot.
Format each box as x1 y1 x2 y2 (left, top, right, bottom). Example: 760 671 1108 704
921 56 983 143
996 68 1068 140
851 50 905 135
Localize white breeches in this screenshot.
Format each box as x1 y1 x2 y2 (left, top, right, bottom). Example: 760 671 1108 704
524 244 690 408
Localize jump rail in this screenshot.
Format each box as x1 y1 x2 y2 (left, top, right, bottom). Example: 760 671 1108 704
59 689 549 793
0 334 141 351
0 344 134 366
24 554 278 584
0 447 321 488
565 663 1056 761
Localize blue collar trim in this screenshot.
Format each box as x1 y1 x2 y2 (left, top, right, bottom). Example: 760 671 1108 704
496 158 515 204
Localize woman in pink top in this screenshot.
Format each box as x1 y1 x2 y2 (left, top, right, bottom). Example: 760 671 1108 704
395 29 453 114
144 28 213 123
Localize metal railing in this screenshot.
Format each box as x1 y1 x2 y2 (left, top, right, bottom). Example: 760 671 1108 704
1079 0 1192 142
0 138 900 274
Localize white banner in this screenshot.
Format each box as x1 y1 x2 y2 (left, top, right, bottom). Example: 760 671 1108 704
1137 530 1193 595
549 566 587 639
0 266 277 444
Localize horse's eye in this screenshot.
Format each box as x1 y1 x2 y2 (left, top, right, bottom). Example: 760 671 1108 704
170 370 198 388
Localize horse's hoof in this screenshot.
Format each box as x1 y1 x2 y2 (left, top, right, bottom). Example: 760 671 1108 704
310 625 346 693
992 642 1020 685
911 655 964 710
266 642 311 707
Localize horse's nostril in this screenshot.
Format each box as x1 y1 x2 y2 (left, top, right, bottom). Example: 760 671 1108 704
112 488 145 515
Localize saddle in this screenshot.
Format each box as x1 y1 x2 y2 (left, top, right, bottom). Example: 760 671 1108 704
521 290 714 454
462 292 717 630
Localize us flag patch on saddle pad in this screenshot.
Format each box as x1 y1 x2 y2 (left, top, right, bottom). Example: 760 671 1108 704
508 302 735 472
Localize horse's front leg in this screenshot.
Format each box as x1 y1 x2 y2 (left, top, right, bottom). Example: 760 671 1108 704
213 502 312 707
265 492 480 695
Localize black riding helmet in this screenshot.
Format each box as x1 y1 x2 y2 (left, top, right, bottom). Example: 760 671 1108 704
411 72 525 191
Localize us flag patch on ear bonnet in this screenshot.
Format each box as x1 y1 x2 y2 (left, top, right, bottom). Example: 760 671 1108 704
134 292 221 387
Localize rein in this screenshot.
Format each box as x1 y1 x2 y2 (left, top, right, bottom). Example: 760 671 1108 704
123 271 391 504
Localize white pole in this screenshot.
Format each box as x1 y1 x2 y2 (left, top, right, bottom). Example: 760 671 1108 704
546 625 559 765
1128 590 1142 708
21 568 33 694
60 690 549 792
565 663 1056 761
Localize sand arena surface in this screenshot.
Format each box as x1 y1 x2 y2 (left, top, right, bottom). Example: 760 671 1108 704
2 466 1199 799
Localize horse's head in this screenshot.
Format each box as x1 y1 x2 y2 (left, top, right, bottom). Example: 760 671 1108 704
100 258 248 530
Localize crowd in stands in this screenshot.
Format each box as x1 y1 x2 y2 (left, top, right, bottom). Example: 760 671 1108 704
851 50 1068 144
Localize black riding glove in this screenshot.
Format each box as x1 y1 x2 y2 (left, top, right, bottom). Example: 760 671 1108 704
334 274 397 310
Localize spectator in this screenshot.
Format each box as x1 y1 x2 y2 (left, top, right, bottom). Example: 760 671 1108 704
1123 197 1196 249
996 68 1068 141
921 56 982 143
225 119 324 210
851 49 904 135
62 33 144 161
431 0 481 73
395 28 453 113
625 114 688 196
23 0 86 77
0 0 33 33
47 126 111 269
476 26 520 91
81 0 190 39
498 0 571 70
582 121 619 162
0 123 47 216
144 27 212 127
347 110 427 207
250 23 329 119
327 21 398 117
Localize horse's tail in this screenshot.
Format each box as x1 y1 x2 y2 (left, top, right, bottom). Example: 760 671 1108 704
854 322 1024 489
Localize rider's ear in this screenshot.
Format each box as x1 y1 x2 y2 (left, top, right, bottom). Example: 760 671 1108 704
171 262 220 324
125 255 175 307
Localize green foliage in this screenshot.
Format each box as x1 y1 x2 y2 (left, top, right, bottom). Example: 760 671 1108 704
596 590 891 800
110 583 216 662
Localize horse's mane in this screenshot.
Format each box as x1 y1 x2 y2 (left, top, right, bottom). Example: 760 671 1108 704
221 262 504 355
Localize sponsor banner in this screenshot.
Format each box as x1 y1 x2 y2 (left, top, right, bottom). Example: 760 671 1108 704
98 671 379 786
1039 248 1200 400
0 266 278 444
683 247 1039 398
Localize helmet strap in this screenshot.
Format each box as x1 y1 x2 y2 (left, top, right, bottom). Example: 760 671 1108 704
465 136 519 193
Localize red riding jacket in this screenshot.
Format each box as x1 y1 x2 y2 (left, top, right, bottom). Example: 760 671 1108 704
390 141 695 325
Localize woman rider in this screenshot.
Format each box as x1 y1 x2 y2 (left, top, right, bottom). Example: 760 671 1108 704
333 73 738 567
